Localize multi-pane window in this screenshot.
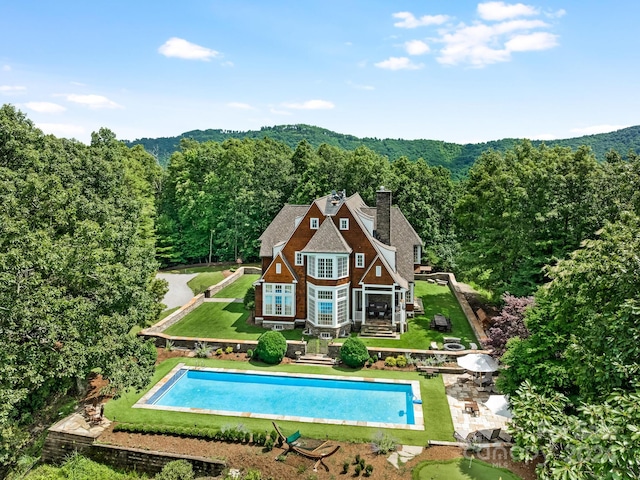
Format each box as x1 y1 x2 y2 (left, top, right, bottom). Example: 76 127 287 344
263 283 294 316
310 218 319 229
339 218 349 230
413 245 421 264
337 288 348 323
295 251 303 266
307 286 349 326
337 257 348 277
355 253 365 268
317 258 333 278
307 255 348 279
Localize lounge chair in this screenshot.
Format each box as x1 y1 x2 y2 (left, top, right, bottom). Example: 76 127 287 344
469 428 502 443
272 422 340 471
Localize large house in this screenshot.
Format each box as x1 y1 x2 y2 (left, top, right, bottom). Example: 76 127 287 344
254 188 423 339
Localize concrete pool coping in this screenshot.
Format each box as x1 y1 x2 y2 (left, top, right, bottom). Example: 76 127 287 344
135 363 424 431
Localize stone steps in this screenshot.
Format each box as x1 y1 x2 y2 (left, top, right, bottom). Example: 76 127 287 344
295 355 335 366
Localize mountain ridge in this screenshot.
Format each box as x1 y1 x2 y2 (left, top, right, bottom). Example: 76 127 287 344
125 124 640 178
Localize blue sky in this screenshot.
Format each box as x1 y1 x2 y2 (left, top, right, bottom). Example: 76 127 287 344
1 1 638 144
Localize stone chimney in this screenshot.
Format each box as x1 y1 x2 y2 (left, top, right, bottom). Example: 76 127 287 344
376 186 391 245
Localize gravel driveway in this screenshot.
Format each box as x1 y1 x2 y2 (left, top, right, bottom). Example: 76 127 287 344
156 273 198 310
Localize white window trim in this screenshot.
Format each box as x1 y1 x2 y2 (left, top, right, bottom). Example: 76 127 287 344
307 254 349 280
339 218 349 230
375 266 382 277
355 253 365 268
307 284 350 327
413 245 421 264
275 263 282 274
310 217 319 229
295 251 303 266
263 283 295 317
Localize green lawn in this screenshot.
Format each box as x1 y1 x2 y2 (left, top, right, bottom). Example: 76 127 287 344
335 282 479 349
165 281 479 349
163 302 304 340
105 357 454 446
187 271 225 296
412 458 522 480
213 274 260 298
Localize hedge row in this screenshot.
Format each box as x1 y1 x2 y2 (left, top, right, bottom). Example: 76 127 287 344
113 423 277 447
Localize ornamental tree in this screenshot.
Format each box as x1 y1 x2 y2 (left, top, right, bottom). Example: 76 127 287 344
339 337 370 368
485 294 533 357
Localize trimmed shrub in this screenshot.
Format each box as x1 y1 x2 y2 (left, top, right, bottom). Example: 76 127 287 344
225 346 234 354
255 331 287 364
155 460 194 480
244 286 256 310
246 349 253 358
339 337 369 368
396 355 407 368
384 356 397 367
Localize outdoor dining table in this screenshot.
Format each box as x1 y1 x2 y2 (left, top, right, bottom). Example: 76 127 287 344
431 314 452 332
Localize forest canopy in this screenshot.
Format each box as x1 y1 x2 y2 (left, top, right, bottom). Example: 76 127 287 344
0 105 166 466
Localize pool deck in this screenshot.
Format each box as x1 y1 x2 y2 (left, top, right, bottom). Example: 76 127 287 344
442 373 510 439
135 363 424 431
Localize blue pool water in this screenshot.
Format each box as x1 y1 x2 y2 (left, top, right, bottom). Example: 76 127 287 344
146 368 416 425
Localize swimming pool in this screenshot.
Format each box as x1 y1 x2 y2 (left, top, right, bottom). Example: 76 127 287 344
135 364 424 430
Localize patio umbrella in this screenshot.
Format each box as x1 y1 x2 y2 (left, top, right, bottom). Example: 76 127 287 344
456 353 499 373
484 395 512 418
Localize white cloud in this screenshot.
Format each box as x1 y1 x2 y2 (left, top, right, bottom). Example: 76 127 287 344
546 8 566 18
2 65 11 71
71 81 86 87
65 94 122 109
227 102 254 110
36 123 85 138
393 12 449 28
405 40 430 55
478 2 538 21
0 85 26 93
570 125 628 136
375 57 424 70
158 37 220 61
506 32 558 51
282 99 335 110
24 101 66 113
436 19 556 67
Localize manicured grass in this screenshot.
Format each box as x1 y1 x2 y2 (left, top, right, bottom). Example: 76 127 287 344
412 458 522 480
163 302 304 340
213 274 260 298
105 357 454 446
187 271 225 295
335 282 479 349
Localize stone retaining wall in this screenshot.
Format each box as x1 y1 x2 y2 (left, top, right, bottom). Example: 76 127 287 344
42 428 224 477
416 272 488 344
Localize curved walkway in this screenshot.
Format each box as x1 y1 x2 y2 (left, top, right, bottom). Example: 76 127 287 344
157 273 197 310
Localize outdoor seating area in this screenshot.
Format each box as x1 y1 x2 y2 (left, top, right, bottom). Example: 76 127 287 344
430 313 452 332
367 301 390 319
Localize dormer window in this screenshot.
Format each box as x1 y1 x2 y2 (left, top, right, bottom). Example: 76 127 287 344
339 218 349 230
310 218 319 229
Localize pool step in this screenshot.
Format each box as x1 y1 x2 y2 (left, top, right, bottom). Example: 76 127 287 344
295 355 336 366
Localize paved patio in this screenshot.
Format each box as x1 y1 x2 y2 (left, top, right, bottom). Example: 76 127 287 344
442 373 510 439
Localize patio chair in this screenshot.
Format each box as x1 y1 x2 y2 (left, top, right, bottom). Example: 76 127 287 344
470 428 502 443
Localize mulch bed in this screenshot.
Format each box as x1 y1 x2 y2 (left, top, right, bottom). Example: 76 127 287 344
98 427 538 479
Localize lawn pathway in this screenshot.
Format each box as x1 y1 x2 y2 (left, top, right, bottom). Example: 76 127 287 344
157 273 198 310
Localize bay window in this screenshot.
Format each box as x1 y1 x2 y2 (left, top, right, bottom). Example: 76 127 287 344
307 254 349 279
307 285 349 326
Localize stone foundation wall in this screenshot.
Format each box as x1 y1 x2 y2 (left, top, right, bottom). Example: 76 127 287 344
42 429 224 477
